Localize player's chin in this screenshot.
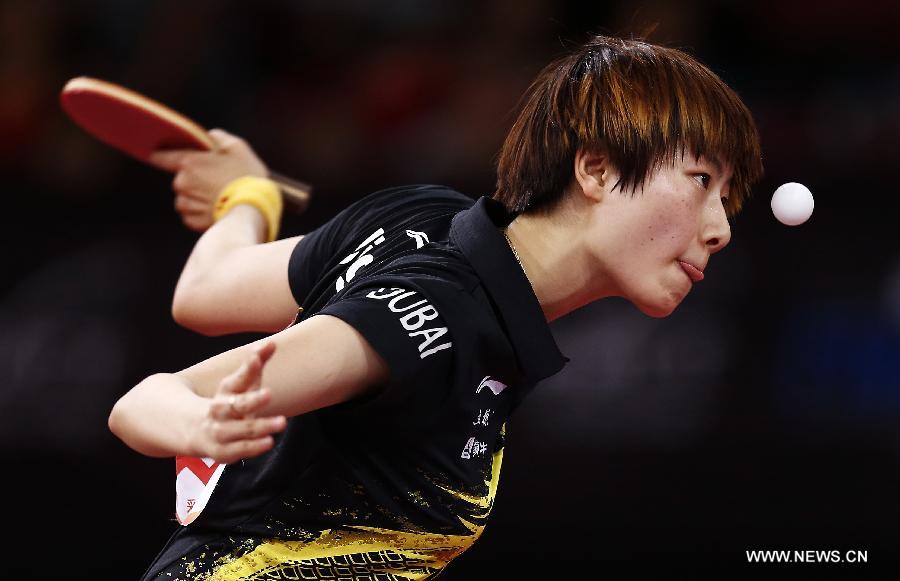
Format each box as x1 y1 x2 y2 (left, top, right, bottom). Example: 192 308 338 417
634 289 685 318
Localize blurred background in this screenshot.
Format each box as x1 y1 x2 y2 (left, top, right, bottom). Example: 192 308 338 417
2 0 898 577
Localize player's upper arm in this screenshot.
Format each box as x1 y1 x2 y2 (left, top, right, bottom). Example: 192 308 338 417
176 314 390 418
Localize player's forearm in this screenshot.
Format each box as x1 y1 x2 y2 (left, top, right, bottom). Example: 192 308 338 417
176 204 268 293
178 315 389 417
108 373 207 458
171 205 296 335
172 240 303 336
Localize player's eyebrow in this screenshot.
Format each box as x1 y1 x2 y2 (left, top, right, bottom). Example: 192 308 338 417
684 151 724 177
705 155 724 176
703 155 733 188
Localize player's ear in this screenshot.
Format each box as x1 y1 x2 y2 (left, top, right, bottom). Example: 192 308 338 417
573 146 609 203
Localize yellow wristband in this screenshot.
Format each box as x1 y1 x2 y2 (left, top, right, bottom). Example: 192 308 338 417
213 176 283 242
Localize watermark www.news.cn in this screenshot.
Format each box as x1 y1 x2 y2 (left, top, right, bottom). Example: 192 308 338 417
746 549 868 564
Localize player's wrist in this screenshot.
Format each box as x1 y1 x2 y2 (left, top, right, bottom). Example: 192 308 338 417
182 395 217 458
213 176 283 242
218 204 268 240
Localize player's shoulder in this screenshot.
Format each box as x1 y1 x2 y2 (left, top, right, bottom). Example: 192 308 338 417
346 184 472 217
334 243 483 324
324 184 473 246
367 184 473 204
373 243 480 295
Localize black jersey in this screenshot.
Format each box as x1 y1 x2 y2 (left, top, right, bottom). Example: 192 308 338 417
143 187 567 580
287 184 474 317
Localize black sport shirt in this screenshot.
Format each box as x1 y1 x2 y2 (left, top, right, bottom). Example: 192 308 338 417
143 185 567 580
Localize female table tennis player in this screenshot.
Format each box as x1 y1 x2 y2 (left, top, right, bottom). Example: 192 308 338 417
109 35 763 580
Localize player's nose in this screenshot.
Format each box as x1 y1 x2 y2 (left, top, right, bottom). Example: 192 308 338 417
703 200 731 254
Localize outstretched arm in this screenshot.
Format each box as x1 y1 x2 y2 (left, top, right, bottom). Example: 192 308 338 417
108 342 285 462
150 129 303 335
108 314 389 463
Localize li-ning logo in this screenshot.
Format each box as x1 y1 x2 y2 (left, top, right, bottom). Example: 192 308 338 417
476 376 507 395
406 229 429 248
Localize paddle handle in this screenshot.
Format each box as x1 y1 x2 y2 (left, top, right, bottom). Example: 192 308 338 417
269 171 312 213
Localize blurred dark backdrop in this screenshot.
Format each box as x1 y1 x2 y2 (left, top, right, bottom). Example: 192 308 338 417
2 0 898 577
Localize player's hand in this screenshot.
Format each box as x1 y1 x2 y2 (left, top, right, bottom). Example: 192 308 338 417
148 129 269 232
189 342 286 464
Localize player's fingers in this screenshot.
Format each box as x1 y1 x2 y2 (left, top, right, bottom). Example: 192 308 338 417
255 341 277 365
181 213 211 233
172 171 191 194
209 387 270 421
178 187 217 202
215 363 248 397
212 416 287 444
218 355 264 396
229 345 277 395
215 346 277 418
213 435 276 464
232 387 272 417
236 355 264 393
209 127 240 145
174 194 208 214
171 167 217 200
209 395 236 421
208 128 240 149
149 149 194 172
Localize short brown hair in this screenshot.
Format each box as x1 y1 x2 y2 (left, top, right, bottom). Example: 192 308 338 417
493 35 763 215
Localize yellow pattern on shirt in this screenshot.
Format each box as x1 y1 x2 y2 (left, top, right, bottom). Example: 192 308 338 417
201 445 504 580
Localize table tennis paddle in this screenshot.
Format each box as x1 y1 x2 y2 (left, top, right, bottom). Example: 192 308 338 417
60 76 310 212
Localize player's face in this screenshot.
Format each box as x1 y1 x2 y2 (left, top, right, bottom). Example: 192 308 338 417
592 152 733 317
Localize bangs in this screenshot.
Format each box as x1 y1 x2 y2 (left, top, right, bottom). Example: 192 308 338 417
659 55 762 215
572 42 763 215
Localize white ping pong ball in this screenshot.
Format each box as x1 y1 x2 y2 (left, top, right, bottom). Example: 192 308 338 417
771 182 814 226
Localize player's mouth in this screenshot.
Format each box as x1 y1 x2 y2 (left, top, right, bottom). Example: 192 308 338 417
678 260 705 283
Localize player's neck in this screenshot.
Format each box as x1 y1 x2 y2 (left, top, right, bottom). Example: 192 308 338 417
506 204 614 322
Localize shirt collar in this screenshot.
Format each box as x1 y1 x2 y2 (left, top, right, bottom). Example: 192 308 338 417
450 196 568 385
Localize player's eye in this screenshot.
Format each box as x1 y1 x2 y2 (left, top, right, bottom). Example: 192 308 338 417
694 173 711 188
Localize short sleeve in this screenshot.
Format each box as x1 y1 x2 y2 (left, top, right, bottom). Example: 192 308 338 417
287 214 351 306
316 278 458 423
286 188 386 304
